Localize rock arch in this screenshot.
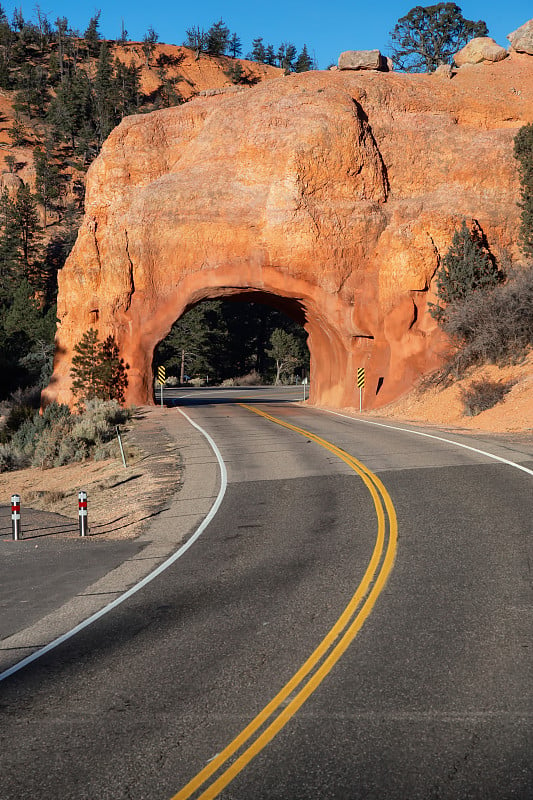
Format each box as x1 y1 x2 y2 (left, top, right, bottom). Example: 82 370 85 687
43 59 531 409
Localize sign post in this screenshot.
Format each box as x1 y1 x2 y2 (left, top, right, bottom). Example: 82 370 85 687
157 365 166 406
302 376 308 401
357 367 365 412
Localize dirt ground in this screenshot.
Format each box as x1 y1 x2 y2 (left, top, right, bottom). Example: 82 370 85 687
0 407 182 540
364 351 533 434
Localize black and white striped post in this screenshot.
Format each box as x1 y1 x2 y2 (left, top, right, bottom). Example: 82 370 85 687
357 367 365 412
78 490 88 537
11 494 21 540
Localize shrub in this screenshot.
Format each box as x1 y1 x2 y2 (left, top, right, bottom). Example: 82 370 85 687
460 379 515 416
430 220 502 322
233 370 262 386
0 399 131 472
442 265 533 378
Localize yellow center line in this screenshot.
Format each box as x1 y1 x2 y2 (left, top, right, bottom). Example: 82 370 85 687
171 404 397 800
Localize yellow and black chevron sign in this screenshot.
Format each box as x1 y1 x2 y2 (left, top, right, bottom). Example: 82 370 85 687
357 367 365 389
157 365 166 385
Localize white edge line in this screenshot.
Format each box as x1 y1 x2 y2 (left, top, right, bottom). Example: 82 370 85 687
319 410 533 477
0 407 228 683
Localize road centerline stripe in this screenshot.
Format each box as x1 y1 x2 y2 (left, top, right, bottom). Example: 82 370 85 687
171 404 398 800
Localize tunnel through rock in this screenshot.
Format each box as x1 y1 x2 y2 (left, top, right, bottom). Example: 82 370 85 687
154 292 311 388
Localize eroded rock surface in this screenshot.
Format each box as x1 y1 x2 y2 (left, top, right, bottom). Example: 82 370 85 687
44 54 533 410
508 19 533 54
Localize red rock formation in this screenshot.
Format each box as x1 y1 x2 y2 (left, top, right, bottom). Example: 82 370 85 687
43 53 533 410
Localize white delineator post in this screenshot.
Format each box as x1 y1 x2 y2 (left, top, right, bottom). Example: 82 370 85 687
78 490 88 537
11 494 21 540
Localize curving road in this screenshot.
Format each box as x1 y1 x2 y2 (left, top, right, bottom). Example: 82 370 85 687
1 387 532 799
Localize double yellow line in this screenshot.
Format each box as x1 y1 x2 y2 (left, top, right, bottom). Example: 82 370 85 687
171 404 397 800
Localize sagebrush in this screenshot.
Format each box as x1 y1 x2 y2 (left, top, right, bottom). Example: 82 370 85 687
460 379 515 416
0 399 130 472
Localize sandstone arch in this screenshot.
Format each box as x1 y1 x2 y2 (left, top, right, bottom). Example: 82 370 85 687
43 56 533 409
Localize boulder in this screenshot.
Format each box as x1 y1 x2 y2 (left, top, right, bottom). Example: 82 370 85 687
338 50 389 71
454 37 508 66
507 19 533 55
434 63 454 78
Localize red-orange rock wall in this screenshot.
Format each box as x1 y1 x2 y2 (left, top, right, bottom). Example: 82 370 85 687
44 54 533 410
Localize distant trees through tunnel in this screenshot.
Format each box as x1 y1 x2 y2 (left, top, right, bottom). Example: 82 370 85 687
154 298 310 386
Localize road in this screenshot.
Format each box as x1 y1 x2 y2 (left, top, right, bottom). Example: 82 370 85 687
1 387 532 799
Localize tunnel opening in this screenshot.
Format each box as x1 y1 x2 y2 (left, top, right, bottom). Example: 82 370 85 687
153 291 310 390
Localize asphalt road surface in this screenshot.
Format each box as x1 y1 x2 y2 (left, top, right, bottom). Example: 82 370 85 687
1 387 532 799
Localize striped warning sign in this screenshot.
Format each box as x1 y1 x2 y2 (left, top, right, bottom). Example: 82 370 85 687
157 365 166 384
357 367 365 389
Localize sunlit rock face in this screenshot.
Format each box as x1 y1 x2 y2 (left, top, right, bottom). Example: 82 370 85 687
44 54 532 410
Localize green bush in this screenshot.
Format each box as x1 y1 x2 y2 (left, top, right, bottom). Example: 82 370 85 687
460 379 515 416
0 399 131 472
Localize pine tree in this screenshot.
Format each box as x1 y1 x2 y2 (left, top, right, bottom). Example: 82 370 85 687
295 45 314 72
277 42 297 73
430 220 501 322
71 328 129 404
34 142 62 227
94 40 116 145
14 184 43 283
206 19 230 56
98 335 129 402
265 45 277 66
84 11 101 58
249 37 266 63
142 27 158 67
514 123 533 258
229 33 242 59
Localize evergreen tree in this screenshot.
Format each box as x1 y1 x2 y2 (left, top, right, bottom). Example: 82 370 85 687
14 184 43 281
84 11 101 58
264 44 277 66
94 40 116 145
8 114 27 145
98 334 129 402
277 42 297 72
249 37 266 63
206 19 230 56
34 141 61 226
71 328 128 404
114 58 140 117
514 123 533 258
228 32 242 59
0 188 22 289
430 220 501 322
295 45 314 72
142 26 158 67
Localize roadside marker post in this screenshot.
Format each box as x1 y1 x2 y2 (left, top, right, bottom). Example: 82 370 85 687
78 490 88 537
11 494 21 540
357 367 365 412
157 365 166 406
302 376 308 401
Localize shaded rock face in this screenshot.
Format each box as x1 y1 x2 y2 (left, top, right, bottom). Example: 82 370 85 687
44 57 533 410
508 19 533 54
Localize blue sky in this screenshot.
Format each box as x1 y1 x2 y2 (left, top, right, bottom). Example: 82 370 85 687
3 1 531 69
